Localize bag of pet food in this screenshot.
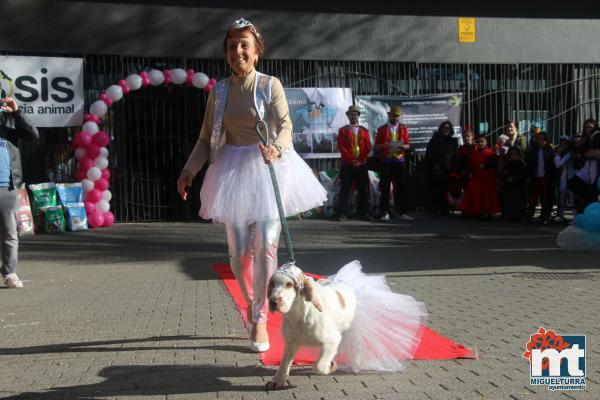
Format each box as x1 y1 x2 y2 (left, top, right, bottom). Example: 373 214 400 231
29 183 58 215
43 206 66 233
15 188 35 236
65 203 88 231
56 183 83 206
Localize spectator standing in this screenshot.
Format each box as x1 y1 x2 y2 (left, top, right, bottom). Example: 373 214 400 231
425 121 458 217
0 97 39 288
374 105 413 221
500 146 528 222
459 135 500 219
553 135 575 223
568 118 600 214
525 132 556 223
336 105 372 221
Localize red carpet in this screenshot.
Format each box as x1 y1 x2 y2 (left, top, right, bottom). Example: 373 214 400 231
212 263 477 366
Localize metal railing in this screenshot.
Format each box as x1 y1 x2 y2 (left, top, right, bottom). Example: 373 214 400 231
11 53 600 221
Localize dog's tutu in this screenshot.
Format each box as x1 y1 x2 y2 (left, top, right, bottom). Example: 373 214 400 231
330 260 428 372
200 144 328 225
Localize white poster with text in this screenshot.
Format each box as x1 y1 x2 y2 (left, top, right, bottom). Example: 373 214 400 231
0 56 84 127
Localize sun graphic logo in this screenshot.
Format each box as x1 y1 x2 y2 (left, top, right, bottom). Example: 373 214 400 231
0 69 15 98
523 327 586 391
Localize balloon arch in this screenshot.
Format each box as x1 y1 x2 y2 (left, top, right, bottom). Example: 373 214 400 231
72 68 216 228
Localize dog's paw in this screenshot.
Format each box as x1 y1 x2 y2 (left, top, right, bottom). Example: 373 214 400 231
265 378 289 390
329 360 337 374
314 360 337 375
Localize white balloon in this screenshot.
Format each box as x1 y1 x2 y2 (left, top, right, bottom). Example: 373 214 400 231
87 166 102 182
102 189 112 202
74 147 87 160
94 156 109 169
106 84 123 101
82 121 99 134
96 199 110 212
126 74 143 91
100 147 109 158
90 100 108 118
192 72 209 89
149 69 165 86
171 68 187 85
81 178 94 192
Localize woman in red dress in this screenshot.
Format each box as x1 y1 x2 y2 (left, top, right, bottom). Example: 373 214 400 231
459 135 500 218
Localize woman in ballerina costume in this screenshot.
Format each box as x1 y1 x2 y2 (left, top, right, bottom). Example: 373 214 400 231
177 18 327 352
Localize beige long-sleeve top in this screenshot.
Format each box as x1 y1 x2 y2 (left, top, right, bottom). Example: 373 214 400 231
183 69 293 176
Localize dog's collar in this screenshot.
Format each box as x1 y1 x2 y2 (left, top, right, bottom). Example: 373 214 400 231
278 262 304 290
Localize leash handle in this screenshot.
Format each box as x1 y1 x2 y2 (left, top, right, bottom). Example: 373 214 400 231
255 120 295 264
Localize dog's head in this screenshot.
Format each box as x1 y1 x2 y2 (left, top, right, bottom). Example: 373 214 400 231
268 263 307 314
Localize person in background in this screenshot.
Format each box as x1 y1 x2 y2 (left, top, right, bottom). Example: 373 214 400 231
453 130 475 192
0 97 39 288
504 120 527 151
459 135 500 219
500 146 528 222
176 18 327 352
425 121 458 217
568 118 600 214
336 105 372 221
374 105 413 221
525 132 556 223
553 135 574 223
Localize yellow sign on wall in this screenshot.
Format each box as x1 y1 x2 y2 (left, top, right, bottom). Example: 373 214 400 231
458 17 476 43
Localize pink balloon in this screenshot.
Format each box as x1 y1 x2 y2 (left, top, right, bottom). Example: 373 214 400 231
86 189 102 203
84 201 96 214
74 168 87 181
86 144 101 159
74 131 93 148
78 157 94 171
140 71 150 87
209 78 217 85
102 211 115 227
163 69 172 85
204 83 213 93
92 131 110 147
118 79 130 94
88 211 105 228
84 114 101 123
99 93 113 107
101 168 111 180
186 69 195 85
94 178 109 191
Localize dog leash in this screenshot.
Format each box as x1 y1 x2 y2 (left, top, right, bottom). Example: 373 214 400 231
255 120 295 265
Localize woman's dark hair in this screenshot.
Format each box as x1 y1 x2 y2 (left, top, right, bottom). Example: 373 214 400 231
582 118 598 132
505 120 519 131
437 120 454 133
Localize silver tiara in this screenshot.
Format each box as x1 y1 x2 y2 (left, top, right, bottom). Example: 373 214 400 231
278 262 304 290
233 18 260 37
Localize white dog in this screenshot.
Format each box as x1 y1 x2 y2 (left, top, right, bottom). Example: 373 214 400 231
265 263 356 390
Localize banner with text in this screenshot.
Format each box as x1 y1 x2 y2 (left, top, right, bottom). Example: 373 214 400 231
285 88 353 158
356 93 463 153
0 56 84 127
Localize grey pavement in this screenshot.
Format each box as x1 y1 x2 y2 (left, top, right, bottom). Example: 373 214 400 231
0 213 598 400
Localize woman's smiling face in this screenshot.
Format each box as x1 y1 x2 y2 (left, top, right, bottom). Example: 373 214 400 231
226 30 258 76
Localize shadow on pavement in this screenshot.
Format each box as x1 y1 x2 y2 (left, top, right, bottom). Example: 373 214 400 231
0 335 256 356
2 364 272 399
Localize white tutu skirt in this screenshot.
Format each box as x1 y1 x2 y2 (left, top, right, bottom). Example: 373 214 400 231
200 144 328 225
330 260 428 372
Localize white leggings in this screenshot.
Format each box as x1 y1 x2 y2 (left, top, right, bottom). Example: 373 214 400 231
225 218 281 324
